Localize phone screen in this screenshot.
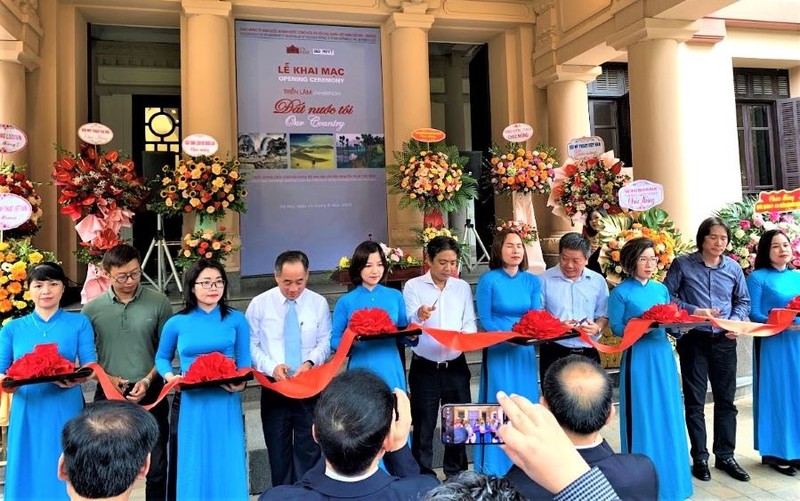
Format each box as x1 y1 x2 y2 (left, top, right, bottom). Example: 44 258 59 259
440 403 508 445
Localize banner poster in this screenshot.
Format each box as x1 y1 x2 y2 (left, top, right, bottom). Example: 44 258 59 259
235 21 387 274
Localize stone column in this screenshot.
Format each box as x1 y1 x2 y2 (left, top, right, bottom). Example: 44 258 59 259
533 65 601 255
0 42 39 167
181 0 241 278
608 18 700 233
384 4 434 248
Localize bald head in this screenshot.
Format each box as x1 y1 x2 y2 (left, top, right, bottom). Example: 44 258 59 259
541 355 612 435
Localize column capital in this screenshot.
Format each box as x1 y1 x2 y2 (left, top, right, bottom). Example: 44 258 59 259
181 0 232 18
385 11 434 33
384 0 441 12
533 64 601 90
607 17 701 51
0 40 39 71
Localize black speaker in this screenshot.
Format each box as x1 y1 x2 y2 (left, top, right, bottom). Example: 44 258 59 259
459 150 483 179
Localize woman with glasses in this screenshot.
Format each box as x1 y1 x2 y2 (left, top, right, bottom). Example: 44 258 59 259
608 238 692 500
155 259 251 500
0 262 96 500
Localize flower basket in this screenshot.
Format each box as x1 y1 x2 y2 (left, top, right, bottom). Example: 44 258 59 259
714 197 800 275
52 144 148 221
151 155 247 222
175 227 237 270
596 208 692 287
388 139 477 214
488 143 557 196
547 151 629 222
0 162 43 239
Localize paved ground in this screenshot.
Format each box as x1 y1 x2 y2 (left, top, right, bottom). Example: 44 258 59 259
121 394 799 500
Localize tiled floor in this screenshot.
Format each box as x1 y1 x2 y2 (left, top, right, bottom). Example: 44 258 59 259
123 394 799 500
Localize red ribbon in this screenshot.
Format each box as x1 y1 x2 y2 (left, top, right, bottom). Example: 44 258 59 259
81 309 800 406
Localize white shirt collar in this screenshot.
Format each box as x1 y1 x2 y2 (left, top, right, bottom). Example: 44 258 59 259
324 464 379 482
574 436 604 450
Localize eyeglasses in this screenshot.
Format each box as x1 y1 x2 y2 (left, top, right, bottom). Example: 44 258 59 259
195 280 226 289
637 257 660 264
112 270 142 284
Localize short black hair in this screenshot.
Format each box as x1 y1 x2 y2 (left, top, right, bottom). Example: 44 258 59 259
426 236 461 261
542 355 612 435
696 216 731 248
424 470 524 500
348 241 387 286
559 232 590 259
313 370 394 476
489 230 529 271
180 259 232 318
28 262 69 287
754 229 791 271
101 244 141 272
619 237 655 276
274 250 309 274
61 400 158 499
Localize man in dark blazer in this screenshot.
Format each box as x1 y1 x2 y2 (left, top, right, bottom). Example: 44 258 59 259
506 355 658 500
259 369 438 500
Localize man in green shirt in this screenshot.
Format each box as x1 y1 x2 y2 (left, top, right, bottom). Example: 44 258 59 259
82 244 173 501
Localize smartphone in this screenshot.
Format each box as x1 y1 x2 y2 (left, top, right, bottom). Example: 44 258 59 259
440 403 508 445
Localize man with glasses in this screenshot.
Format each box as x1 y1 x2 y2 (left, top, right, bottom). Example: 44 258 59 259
246 250 331 486
539 232 609 384
83 244 174 500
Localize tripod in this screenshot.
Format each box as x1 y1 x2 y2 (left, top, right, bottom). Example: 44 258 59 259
461 218 490 272
141 213 183 293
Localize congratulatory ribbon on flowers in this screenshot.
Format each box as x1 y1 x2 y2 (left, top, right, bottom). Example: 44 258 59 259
85 309 799 407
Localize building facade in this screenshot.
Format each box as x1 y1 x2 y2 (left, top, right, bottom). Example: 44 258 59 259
1 0 798 278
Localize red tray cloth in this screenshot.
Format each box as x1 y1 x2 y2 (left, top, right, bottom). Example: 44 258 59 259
509 310 574 345
2 343 92 390
180 352 252 390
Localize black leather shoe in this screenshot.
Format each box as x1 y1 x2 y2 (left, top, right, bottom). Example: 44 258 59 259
769 464 797 477
715 458 751 482
692 460 711 481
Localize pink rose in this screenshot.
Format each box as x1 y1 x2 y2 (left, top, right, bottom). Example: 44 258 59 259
739 220 751 230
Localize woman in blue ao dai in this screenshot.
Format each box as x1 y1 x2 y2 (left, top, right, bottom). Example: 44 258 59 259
474 229 542 476
0 263 96 501
155 259 251 500
609 237 693 500
331 240 412 392
746 230 800 476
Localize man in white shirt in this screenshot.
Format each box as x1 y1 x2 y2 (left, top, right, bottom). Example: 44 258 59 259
403 236 477 478
247 250 332 486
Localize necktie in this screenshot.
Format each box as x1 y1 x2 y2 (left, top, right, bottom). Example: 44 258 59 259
284 300 303 373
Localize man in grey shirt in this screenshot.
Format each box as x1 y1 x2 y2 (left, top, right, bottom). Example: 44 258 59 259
664 217 750 483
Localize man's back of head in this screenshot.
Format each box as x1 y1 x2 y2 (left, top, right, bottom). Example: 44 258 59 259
313 369 394 476
541 354 612 436
60 400 158 500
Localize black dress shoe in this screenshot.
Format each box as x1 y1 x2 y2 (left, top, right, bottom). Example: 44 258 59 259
769 464 797 477
692 460 711 481
715 458 751 482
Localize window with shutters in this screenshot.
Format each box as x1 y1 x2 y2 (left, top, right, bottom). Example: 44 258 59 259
777 98 800 191
735 69 790 196
588 64 632 166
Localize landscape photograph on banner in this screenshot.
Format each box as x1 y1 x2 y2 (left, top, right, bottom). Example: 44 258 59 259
336 133 385 168
289 133 335 168
237 132 287 169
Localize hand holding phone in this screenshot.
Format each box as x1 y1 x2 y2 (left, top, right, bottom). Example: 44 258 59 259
441 403 508 445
